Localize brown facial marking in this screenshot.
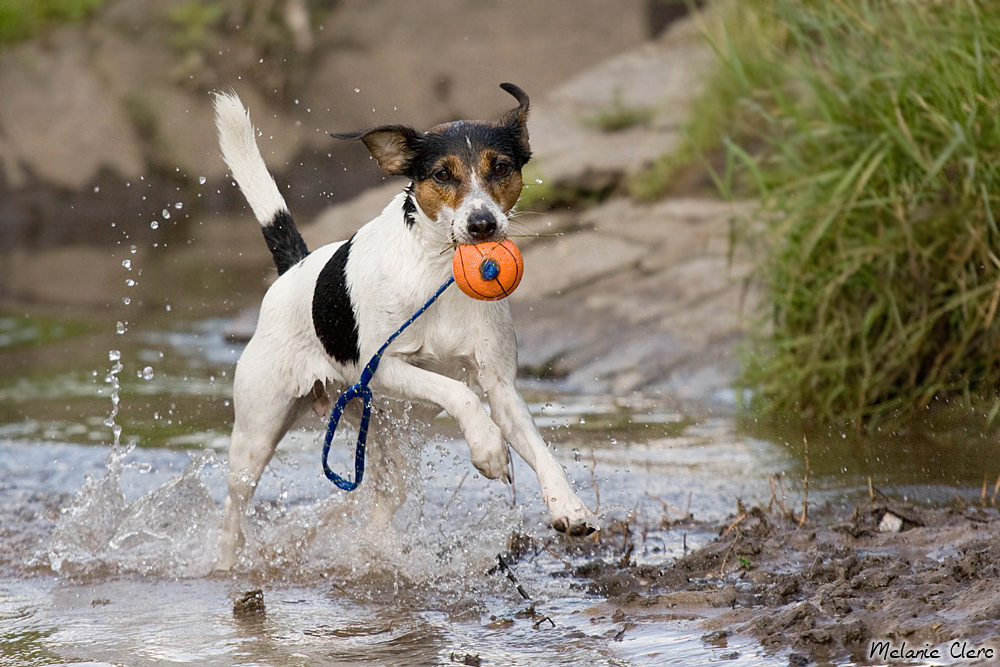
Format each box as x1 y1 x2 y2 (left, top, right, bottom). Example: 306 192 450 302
413 155 470 221
477 149 523 212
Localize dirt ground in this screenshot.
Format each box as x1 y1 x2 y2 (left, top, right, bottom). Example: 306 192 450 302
519 495 1000 665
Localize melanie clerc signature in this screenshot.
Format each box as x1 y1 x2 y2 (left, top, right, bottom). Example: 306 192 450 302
869 640 995 662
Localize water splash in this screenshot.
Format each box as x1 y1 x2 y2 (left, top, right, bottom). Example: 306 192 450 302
47 444 131 575
103 350 123 447
44 418 517 593
234 415 519 596
47 448 222 578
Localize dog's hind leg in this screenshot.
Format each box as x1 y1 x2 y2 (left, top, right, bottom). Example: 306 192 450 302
218 355 311 570
364 405 424 530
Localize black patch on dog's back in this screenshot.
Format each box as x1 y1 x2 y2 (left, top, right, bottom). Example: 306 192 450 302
263 209 310 275
312 238 360 364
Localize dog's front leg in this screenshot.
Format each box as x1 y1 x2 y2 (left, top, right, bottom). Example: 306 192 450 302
479 368 599 537
372 357 511 481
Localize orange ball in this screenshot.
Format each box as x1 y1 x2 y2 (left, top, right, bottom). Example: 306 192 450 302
452 239 524 301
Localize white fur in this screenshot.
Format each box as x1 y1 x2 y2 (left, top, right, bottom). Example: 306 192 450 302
213 92 287 225
214 93 597 571
451 173 508 245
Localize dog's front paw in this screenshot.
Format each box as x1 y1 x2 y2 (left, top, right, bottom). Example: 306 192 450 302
467 421 510 482
549 498 599 537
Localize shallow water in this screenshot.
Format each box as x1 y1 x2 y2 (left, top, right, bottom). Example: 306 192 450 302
3 282 996 665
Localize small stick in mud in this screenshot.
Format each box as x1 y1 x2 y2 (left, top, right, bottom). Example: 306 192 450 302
798 435 810 527
868 476 875 502
532 615 556 629
724 499 748 535
719 532 742 577
992 473 1000 506
491 554 530 600
981 474 989 507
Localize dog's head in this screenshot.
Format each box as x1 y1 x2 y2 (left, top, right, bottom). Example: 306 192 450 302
333 83 531 245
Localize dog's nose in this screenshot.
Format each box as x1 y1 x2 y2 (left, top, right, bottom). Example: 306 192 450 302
467 210 498 241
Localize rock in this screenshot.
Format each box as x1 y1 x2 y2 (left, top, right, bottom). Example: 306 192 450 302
879 511 904 533
232 589 265 618
0 29 143 190
528 16 714 195
510 195 755 399
515 230 646 300
301 0 648 132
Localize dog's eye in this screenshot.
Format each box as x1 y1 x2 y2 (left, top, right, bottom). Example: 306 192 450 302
492 162 511 179
432 168 451 184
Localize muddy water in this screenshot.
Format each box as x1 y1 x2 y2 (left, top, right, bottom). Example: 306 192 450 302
0 304 784 665
2 229 995 666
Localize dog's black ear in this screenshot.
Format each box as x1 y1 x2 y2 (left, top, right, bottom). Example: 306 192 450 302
331 125 421 176
498 83 531 165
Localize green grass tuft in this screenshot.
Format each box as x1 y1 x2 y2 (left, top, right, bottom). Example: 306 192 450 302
585 90 655 134
687 0 1000 428
0 0 108 44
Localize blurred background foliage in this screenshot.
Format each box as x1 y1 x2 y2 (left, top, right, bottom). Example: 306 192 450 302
0 0 108 44
7 0 1000 432
655 0 1000 429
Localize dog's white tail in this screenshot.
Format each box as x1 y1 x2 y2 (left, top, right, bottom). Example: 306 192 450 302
214 91 308 274
213 91 287 224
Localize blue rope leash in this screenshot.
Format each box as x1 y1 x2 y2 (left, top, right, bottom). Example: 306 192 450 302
322 276 456 490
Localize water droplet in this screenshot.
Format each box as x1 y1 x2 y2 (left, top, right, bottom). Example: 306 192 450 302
535 178 543 184
122 259 132 270
150 220 159 229
174 202 183 210
125 279 135 287
165 304 171 312
354 88 360 93
162 209 170 219
141 366 154 380
122 297 130 305
109 350 121 361
116 321 126 335
129 245 137 254
93 186 100 193
198 176 207 185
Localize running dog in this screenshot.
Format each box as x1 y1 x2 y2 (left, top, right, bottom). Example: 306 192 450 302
213 84 597 570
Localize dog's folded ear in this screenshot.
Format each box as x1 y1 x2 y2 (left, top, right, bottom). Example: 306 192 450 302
498 83 531 165
331 125 421 176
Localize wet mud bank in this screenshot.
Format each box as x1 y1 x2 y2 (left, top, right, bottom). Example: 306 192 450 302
539 498 1000 665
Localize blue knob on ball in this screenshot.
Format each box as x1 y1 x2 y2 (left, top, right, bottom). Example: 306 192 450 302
479 258 501 281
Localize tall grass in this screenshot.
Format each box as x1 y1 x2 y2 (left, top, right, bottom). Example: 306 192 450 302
700 0 1000 427
0 0 107 44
